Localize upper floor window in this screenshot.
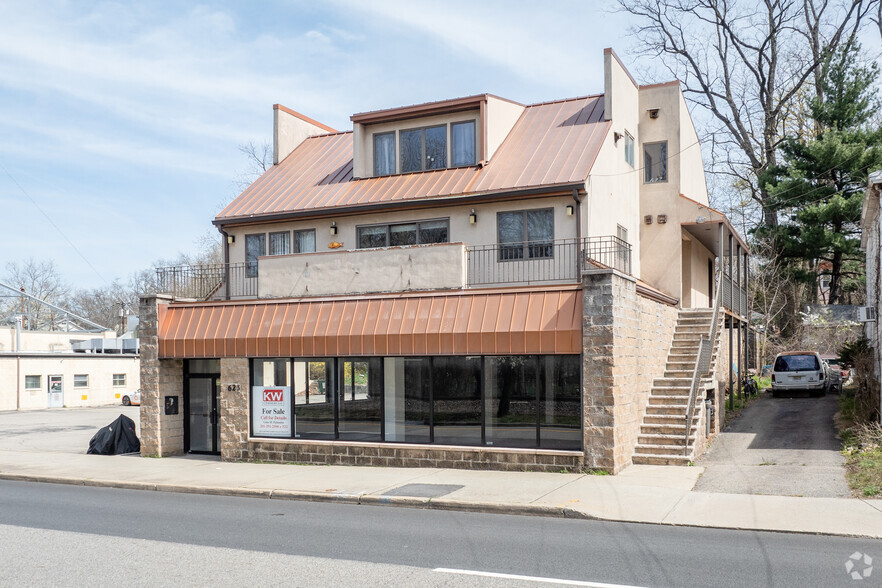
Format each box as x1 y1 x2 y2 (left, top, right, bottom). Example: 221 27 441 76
357 219 449 249
452 121 476 167
402 125 446 172
374 132 395 176
247 229 316 278
269 231 290 256
624 132 634 167
498 209 554 260
245 234 266 278
372 120 477 176
644 141 667 183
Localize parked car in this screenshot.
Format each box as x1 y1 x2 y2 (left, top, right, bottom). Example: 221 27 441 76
771 351 828 397
121 389 141 406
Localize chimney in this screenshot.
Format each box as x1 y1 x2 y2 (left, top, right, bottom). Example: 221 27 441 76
273 105 337 165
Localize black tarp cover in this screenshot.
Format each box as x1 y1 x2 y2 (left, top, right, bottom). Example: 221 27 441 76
87 414 140 455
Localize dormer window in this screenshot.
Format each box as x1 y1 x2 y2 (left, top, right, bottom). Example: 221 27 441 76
452 121 476 166
401 125 447 172
374 132 395 176
371 120 477 176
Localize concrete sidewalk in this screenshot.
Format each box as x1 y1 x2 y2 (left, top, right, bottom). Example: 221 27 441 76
1 406 880 538
2 447 881 538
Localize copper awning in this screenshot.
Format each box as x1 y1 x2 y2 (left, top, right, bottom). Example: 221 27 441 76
158 286 582 358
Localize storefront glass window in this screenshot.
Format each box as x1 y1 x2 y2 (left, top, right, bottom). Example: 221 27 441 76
432 356 482 446
484 356 538 448
539 355 582 450
338 358 383 441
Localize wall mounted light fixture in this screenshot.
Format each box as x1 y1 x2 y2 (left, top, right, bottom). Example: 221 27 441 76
648 108 660 119
330 222 338 236
565 205 574 216
469 209 477 224
226 234 235 244
657 214 667 224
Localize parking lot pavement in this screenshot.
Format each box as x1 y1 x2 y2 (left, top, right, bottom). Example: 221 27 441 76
695 392 850 497
0 406 140 454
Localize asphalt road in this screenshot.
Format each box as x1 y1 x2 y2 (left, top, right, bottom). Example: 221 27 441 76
1 480 879 587
695 392 850 497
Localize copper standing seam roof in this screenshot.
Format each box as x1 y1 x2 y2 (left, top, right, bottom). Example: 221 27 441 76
157 287 582 359
215 95 609 224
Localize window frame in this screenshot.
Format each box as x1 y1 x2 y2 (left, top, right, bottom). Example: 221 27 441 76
643 141 668 183
496 208 555 261
245 233 266 278
451 120 477 167
400 124 448 173
268 231 291 256
113 374 126 387
73 374 89 388
624 131 634 167
372 120 478 176
25 375 41 390
373 131 396 176
356 218 450 249
292 229 316 254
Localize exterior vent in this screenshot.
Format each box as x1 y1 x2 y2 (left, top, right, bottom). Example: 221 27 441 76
858 306 877 322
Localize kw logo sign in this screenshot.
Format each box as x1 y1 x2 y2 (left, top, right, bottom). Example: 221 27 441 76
263 389 284 402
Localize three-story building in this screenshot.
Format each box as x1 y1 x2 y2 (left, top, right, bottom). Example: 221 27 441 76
141 49 751 472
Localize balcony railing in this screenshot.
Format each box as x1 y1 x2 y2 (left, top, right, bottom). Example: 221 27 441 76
721 272 749 317
466 236 631 287
154 236 633 300
153 262 257 300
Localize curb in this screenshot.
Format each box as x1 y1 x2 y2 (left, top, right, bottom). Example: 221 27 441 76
0 472 592 521
0 472 877 539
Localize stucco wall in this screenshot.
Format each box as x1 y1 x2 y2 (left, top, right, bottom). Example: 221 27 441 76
0 354 140 411
587 50 641 277
226 196 579 266
274 107 332 165
258 242 467 297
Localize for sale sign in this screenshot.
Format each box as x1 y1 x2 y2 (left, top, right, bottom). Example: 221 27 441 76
252 386 291 437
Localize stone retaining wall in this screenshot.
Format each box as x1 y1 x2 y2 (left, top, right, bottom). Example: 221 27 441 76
582 270 678 473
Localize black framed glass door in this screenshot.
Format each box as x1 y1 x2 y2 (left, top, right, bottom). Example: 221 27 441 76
186 374 220 454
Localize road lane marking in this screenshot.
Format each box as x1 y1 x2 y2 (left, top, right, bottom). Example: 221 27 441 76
433 568 647 587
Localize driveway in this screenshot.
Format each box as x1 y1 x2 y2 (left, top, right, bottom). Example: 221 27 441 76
0 406 140 454
694 392 850 497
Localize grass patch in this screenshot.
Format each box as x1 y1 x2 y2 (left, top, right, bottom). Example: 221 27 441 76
583 467 611 475
755 376 771 391
839 388 882 497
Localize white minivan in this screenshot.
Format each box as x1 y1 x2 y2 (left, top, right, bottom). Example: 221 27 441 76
771 351 827 397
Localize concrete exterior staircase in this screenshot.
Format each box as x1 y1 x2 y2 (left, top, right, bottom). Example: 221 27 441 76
631 308 720 466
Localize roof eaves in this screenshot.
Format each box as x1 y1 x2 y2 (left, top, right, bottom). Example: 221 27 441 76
213 181 586 228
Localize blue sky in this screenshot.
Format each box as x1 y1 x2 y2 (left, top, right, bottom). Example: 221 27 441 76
0 1 639 288
1 1 877 290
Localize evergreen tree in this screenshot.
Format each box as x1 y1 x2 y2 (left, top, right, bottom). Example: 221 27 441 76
764 42 882 305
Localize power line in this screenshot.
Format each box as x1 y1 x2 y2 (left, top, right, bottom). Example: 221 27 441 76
0 162 108 285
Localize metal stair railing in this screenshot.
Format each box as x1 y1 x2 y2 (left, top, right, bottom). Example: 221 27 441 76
683 259 724 455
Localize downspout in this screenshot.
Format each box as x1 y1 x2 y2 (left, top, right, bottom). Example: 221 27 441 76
573 187 583 274
218 227 231 301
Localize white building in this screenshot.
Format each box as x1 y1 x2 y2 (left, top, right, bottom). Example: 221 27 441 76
0 326 140 411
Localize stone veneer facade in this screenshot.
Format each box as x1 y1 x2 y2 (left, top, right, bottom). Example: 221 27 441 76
582 269 678 473
140 295 185 457
140 274 680 472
